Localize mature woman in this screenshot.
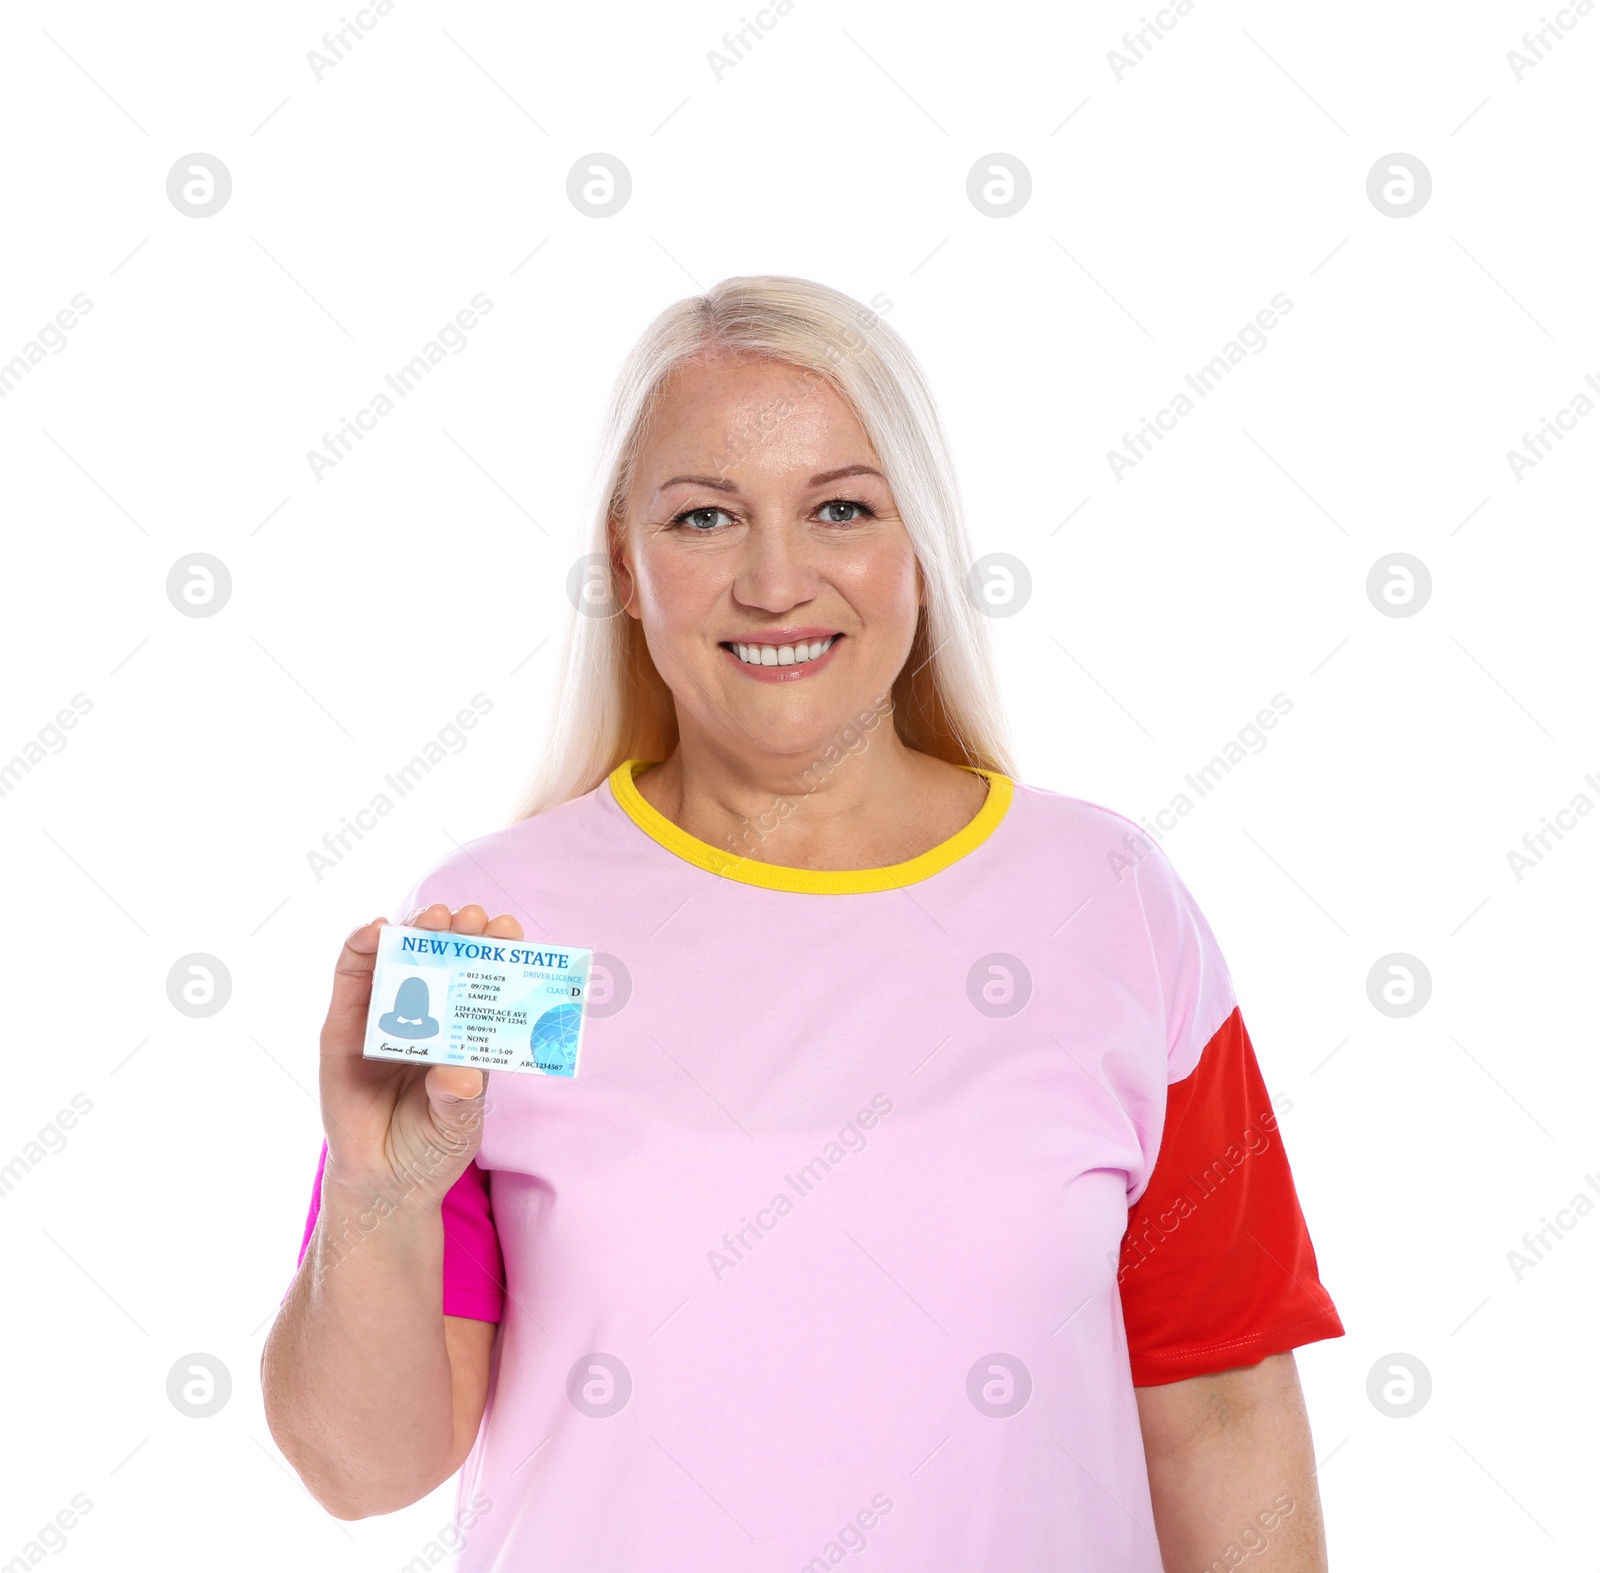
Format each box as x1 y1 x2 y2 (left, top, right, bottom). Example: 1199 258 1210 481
262 276 1343 1571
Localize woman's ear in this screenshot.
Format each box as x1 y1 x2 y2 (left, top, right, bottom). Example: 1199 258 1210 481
608 516 640 619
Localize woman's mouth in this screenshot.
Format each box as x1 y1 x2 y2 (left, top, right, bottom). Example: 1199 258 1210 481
718 633 844 681
722 633 839 668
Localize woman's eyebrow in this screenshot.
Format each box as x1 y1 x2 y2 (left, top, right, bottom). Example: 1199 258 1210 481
655 463 885 494
658 473 738 493
809 464 884 486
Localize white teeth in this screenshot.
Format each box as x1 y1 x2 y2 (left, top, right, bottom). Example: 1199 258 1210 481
732 635 836 667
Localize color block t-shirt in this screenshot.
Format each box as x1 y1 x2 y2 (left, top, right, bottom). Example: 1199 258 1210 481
289 760 1343 1570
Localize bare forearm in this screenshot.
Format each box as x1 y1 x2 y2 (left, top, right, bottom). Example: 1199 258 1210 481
1138 1353 1329 1573
262 1167 458 1519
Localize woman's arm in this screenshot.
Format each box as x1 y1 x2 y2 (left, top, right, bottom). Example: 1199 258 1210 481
1136 1352 1329 1573
260 904 511 1518
261 1167 496 1518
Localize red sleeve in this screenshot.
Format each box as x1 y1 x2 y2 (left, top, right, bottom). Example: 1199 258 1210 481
290 1138 506 1323
1118 1006 1343 1384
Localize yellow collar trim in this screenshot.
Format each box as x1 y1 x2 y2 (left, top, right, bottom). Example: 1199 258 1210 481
607 758 1015 894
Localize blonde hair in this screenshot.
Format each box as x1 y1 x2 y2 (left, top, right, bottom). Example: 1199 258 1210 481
512 274 1016 821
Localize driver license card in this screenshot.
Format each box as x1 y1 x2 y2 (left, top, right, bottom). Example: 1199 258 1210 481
362 922 592 1077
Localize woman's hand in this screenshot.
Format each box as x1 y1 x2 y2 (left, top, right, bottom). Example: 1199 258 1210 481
318 901 524 1205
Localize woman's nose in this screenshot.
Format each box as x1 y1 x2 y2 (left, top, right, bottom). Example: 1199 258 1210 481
731 518 821 608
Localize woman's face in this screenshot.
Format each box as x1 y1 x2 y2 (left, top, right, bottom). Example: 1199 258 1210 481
612 353 923 764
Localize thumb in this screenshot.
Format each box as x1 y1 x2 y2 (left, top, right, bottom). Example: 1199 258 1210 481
423 1063 488 1145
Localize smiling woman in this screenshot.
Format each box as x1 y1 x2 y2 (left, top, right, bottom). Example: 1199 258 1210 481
516 279 1006 836
263 275 1343 1573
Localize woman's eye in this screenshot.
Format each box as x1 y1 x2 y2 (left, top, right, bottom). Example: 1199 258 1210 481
672 499 874 530
675 506 732 531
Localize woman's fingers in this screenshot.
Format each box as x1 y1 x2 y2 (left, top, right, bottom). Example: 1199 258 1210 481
405 902 454 930
401 902 523 940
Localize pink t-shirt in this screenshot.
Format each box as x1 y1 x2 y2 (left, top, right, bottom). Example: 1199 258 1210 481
291 759 1341 1569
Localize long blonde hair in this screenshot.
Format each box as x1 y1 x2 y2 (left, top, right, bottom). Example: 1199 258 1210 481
512 274 1017 821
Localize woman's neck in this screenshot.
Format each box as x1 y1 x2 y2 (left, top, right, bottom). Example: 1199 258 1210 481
630 736 991 872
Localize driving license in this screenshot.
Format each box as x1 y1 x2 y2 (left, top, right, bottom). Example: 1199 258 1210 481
362 923 592 1077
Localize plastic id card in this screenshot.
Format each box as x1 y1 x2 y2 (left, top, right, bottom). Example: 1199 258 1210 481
362 923 592 1077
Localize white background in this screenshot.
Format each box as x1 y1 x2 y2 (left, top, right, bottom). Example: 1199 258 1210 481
1 0 1595 1566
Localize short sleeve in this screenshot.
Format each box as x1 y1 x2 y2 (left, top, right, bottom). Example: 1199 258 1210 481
1117 840 1343 1383
287 1137 506 1323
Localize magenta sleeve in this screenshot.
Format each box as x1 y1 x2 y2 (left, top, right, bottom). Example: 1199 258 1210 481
289 1138 506 1323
